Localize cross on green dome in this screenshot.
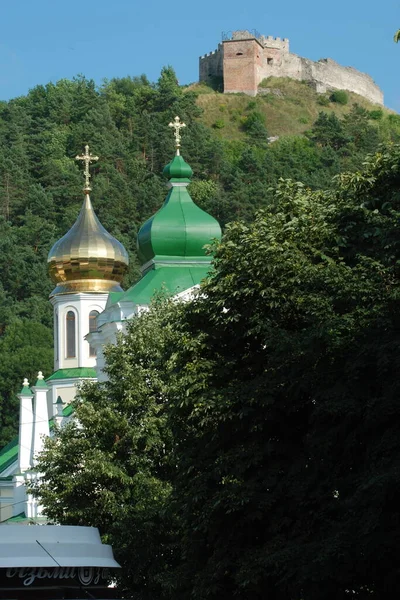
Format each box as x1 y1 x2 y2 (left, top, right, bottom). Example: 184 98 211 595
137 118 221 266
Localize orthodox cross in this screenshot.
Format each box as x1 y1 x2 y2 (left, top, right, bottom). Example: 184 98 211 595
75 144 99 191
169 116 186 155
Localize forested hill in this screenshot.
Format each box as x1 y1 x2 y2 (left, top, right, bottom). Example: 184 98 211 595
0 67 398 445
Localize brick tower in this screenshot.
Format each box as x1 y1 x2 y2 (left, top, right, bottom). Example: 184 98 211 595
222 36 263 96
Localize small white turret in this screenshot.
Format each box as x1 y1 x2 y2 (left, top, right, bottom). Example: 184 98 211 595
17 378 34 472
31 371 50 465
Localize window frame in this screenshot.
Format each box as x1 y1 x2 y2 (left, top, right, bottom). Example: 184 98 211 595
65 310 77 359
88 310 99 357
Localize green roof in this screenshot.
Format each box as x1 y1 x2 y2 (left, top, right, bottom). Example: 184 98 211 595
33 379 48 388
0 436 18 474
62 403 74 417
46 367 97 381
19 383 33 397
2 512 47 524
4 512 26 522
120 263 212 305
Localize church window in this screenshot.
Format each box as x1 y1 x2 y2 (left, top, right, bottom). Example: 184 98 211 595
89 310 99 357
66 311 76 358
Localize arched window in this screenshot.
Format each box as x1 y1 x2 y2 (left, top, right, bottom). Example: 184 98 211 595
66 311 76 358
89 310 99 357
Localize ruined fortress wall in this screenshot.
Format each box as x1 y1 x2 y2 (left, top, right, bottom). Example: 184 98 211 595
259 35 290 53
257 53 383 104
199 33 384 105
300 58 383 105
199 44 224 85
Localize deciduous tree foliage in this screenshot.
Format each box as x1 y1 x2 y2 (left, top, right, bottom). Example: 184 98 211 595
34 144 400 599
32 301 181 598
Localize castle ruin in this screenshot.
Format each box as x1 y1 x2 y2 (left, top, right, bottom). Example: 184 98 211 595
199 30 384 105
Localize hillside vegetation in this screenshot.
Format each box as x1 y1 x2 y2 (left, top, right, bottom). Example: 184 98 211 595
193 77 397 139
0 68 398 445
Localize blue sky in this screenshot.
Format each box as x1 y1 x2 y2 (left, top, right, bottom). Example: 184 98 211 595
0 0 399 110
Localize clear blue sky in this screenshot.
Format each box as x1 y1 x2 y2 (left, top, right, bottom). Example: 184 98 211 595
1 0 399 110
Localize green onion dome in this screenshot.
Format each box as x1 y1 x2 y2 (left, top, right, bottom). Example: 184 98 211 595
137 154 221 265
162 154 193 180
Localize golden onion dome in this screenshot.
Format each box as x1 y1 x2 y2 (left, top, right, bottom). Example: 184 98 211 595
48 193 129 296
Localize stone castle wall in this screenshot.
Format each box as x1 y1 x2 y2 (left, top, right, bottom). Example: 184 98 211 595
199 32 384 105
199 43 224 84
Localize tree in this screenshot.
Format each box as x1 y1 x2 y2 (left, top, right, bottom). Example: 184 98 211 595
0 319 53 446
394 29 400 42
307 111 350 150
330 89 349 104
241 110 269 143
31 300 182 599
341 104 380 155
166 147 400 599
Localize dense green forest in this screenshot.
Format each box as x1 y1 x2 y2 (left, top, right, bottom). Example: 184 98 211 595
0 66 399 445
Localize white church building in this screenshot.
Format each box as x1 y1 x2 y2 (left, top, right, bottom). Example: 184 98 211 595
0 119 221 523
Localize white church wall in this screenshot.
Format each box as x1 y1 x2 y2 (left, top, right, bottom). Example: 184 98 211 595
17 387 33 473
12 475 29 518
47 382 76 408
90 320 126 382
31 379 50 467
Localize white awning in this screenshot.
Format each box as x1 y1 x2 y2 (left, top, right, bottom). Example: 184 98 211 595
0 525 120 568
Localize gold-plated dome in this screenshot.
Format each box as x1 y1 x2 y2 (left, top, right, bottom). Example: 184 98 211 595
48 194 129 296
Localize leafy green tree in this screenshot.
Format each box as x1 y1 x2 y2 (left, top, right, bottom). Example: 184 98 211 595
307 111 350 150
0 319 53 446
242 110 269 143
31 302 182 599
330 89 349 104
156 66 182 112
341 104 380 155
166 146 400 599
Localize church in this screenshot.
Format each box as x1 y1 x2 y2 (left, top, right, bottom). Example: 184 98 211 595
0 118 221 524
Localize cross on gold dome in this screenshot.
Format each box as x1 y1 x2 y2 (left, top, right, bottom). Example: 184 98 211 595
75 144 99 192
169 116 186 155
